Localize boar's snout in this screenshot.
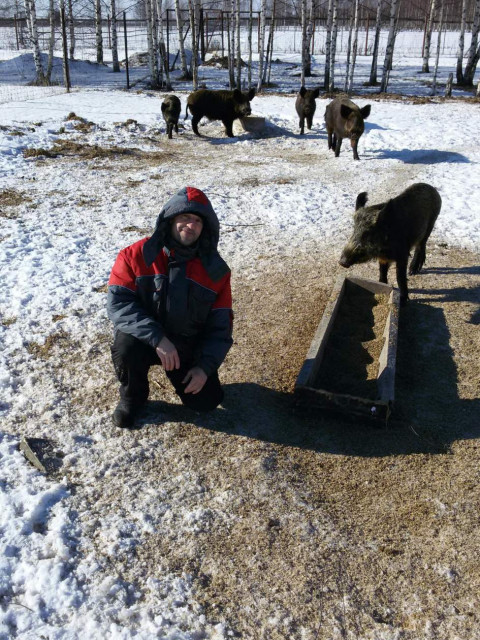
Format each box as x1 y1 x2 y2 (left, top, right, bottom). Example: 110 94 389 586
339 251 353 268
240 103 252 117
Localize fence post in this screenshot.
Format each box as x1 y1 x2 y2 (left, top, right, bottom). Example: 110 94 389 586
166 10 170 63
365 12 369 55
14 14 20 50
221 11 224 58
445 72 453 97
123 12 129 90
60 6 71 92
200 8 205 61
107 14 111 49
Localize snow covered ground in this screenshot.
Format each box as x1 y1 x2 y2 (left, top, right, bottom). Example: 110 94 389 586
0 47 479 639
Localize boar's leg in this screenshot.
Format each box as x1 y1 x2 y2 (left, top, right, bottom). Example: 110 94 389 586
167 123 173 140
379 260 390 284
299 117 305 135
351 139 360 161
306 115 313 131
395 258 409 305
191 115 202 136
327 131 334 150
222 119 235 137
334 136 343 157
409 218 436 275
175 123 179 134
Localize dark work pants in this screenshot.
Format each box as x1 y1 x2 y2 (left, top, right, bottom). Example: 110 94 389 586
110 331 224 412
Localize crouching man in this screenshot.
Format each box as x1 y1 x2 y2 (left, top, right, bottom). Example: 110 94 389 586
107 186 233 429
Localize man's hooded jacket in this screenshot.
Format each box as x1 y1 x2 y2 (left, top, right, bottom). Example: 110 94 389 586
107 187 233 376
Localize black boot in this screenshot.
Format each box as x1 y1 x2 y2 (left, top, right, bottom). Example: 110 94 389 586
112 399 140 429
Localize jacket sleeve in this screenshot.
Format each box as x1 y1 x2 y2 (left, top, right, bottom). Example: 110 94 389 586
107 248 165 350
197 273 233 376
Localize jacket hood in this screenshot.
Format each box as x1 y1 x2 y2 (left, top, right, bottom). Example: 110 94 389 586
143 187 229 281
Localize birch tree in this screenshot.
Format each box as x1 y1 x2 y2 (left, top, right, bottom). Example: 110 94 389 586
228 0 235 88
346 0 360 94
24 0 45 83
456 0 467 84
265 0 277 86
95 0 103 63
110 0 120 72
380 0 400 92
463 0 480 85
328 0 338 92
431 0 444 95
257 0 266 92
146 0 158 87
174 0 190 78
324 0 333 90
156 0 171 89
422 0 436 73
187 0 200 89
368 0 383 85
46 0 55 81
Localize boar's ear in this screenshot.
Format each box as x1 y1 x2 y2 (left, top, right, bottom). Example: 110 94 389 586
299 86 307 97
313 87 321 99
360 104 371 119
247 88 256 100
340 104 354 119
355 192 368 210
233 88 243 101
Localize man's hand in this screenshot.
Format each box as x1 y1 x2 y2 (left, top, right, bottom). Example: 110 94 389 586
182 367 208 394
156 337 180 371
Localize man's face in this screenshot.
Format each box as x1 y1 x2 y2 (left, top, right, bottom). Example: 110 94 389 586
171 213 204 246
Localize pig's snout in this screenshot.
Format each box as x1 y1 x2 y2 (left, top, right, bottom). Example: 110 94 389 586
339 254 351 268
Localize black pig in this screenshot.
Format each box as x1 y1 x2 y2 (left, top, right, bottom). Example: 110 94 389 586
161 95 181 139
295 86 320 135
186 88 256 138
339 183 442 304
324 97 371 160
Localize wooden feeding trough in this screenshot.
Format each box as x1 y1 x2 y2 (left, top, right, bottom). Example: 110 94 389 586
295 275 400 425
233 115 266 135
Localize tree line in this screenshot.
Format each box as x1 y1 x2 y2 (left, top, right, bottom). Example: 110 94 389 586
16 0 480 93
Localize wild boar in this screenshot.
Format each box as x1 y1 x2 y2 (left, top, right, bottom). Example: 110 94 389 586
339 183 442 304
324 97 371 160
295 86 321 135
186 88 256 138
161 94 181 139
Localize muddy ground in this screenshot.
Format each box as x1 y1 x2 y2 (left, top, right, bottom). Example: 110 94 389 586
3 112 480 639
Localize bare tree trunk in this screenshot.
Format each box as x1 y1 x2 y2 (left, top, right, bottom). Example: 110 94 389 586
422 0 436 72
67 0 75 59
464 0 480 85
46 0 55 81
380 0 400 92
266 0 277 86
343 5 354 92
300 0 307 85
369 0 382 85
257 0 266 92
151 0 161 86
229 0 235 88
156 0 171 88
431 0 444 95
24 0 45 82
328 0 337 92
456 0 467 84
95 0 103 63
247 0 252 89
110 0 120 71
174 0 190 78
324 0 333 90
347 0 359 94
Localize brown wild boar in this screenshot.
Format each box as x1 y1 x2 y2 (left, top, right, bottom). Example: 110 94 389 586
186 88 256 138
339 183 442 304
295 86 321 135
161 95 181 139
324 97 371 160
